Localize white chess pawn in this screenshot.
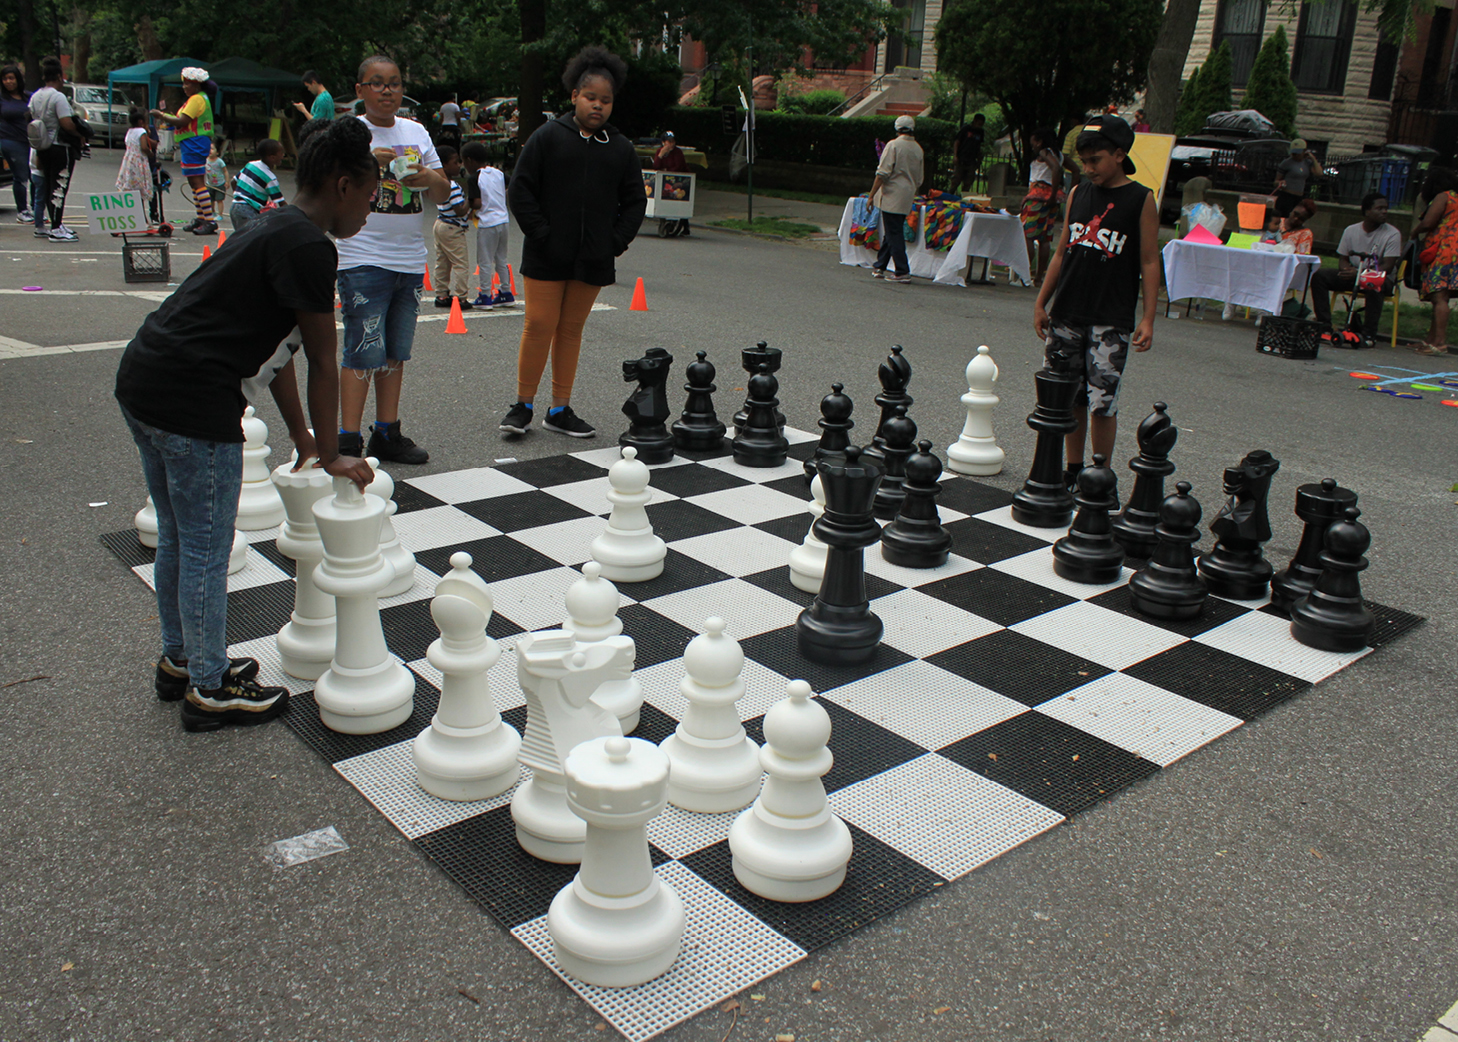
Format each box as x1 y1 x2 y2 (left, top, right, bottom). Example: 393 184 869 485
947 345 1005 476
589 447 666 583
788 474 829 594
548 736 685 987
562 562 644 732
728 679 852 902
273 459 337 679
365 456 417 597
658 617 762 813
511 631 631 863
311 476 415 734
413 552 522 801
228 527 248 575
135 496 159 548
236 405 287 530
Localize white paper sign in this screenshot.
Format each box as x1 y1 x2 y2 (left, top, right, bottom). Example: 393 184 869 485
84 190 148 235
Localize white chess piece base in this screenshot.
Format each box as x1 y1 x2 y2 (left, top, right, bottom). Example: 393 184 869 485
729 806 853 901
513 774 587 863
548 876 685 987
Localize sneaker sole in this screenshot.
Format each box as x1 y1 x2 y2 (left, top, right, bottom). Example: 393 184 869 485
499 422 532 434
181 690 290 732
542 422 596 438
156 659 261 701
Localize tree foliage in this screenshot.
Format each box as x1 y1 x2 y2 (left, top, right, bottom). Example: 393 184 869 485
1197 40 1233 118
1241 24 1298 137
1173 66 1203 137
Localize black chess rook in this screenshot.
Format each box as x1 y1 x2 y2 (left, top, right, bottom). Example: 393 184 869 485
1127 481 1208 620
619 347 675 464
1011 363 1078 527
1112 402 1177 560
1269 478 1357 614
731 364 789 468
880 440 952 569
1289 506 1375 652
1197 450 1281 600
1052 454 1126 584
797 445 884 663
672 350 728 452
805 382 854 482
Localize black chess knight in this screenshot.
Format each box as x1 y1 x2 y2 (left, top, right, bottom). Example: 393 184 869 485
1197 450 1281 600
619 347 675 464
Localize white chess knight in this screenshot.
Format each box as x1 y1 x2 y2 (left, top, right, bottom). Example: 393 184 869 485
658 617 762 813
413 552 522 801
365 457 417 598
589 447 666 583
548 736 686 988
728 679 852 902
273 459 337 679
311 475 415 734
236 405 287 530
788 474 829 594
947 345 1005 476
511 630 632 864
562 562 644 732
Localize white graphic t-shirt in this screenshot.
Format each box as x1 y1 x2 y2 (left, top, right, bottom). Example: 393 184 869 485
335 115 441 275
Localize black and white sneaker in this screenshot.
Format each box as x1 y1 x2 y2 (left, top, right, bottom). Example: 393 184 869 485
366 420 429 464
542 405 596 438
499 402 534 434
155 654 261 702
181 675 290 732
870 266 886 279
886 272 911 284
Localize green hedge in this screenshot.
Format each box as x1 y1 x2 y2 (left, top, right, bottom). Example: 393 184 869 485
665 106 958 186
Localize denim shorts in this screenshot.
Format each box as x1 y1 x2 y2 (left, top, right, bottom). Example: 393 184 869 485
338 266 425 371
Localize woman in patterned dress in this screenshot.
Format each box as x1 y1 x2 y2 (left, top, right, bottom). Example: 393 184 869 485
1413 167 1458 355
1018 128 1071 287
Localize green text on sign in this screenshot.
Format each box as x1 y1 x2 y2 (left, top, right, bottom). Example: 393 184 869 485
85 192 148 235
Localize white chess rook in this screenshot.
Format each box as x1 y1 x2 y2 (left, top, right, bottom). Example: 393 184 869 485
947 345 1005 476
311 476 415 734
511 631 631 863
548 736 686 988
365 457 417 597
788 474 830 594
589 447 667 583
659 617 762 813
273 460 337 679
562 562 644 732
729 679 852 901
413 553 522 801
236 405 287 529
135 496 159 548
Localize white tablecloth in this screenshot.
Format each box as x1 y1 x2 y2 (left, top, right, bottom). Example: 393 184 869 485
1162 239 1322 315
837 200 1030 283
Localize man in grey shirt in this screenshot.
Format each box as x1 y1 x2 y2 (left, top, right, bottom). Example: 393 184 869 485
869 115 925 283
1273 137 1320 217
1310 192 1403 341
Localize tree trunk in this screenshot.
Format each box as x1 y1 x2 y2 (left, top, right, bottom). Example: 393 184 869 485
1145 0 1203 135
136 14 163 62
518 0 547 146
16 0 40 88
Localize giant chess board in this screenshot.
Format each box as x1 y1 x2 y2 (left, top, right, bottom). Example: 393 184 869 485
100 431 1423 1041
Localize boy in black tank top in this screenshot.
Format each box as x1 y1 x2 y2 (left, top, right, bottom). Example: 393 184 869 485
1033 116 1160 489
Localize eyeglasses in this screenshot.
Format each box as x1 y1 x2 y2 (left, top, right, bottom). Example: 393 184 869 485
362 79 403 93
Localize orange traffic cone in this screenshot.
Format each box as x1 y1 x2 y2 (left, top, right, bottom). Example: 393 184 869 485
629 277 648 311
216 227 227 248
492 271 501 295
474 264 480 277
508 263 516 294
445 296 468 334
423 266 434 293
201 245 212 261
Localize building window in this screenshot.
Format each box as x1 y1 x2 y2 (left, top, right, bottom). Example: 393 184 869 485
1368 32 1399 101
883 0 927 71
1291 0 1358 94
1214 0 1266 87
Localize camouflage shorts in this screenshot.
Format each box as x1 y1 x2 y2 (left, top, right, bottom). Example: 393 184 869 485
1043 321 1130 416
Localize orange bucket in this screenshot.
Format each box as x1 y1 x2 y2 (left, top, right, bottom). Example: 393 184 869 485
1237 200 1266 230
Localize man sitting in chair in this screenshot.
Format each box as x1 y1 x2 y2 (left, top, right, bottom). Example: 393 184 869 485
1310 193 1402 346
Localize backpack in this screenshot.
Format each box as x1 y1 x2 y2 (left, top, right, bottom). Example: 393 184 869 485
26 90 55 150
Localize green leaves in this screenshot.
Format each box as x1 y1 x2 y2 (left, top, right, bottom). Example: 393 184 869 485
1242 25 1298 138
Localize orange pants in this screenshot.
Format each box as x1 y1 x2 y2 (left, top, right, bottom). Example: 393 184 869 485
515 277 602 401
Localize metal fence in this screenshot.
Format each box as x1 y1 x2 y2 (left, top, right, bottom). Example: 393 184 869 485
1209 149 1426 206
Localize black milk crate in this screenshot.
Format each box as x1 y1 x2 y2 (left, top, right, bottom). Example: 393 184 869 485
121 235 170 284
1256 315 1323 359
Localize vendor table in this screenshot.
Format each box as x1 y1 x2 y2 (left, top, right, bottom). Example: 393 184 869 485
838 199 1031 284
1162 239 1321 316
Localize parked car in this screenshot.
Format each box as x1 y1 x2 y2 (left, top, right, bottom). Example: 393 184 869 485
1161 110 1286 223
67 83 133 147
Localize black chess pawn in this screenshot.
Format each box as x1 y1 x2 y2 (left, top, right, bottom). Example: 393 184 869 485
1112 402 1178 560
1289 507 1375 652
734 340 785 433
880 440 952 569
1052 455 1126 584
672 350 727 452
1127 481 1208 621
1010 361 1079 527
1197 450 1281 600
870 345 913 455
805 382 854 482
1270 478 1358 614
732 364 789 468
797 445 884 664
871 406 916 520
618 347 675 464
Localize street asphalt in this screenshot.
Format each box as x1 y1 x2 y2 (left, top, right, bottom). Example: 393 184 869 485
0 152 1454 1042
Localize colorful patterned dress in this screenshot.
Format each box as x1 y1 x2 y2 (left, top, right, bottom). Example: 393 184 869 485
115 127 153 204
1420 192 1458 299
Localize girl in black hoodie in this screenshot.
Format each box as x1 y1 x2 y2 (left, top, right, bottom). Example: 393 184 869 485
501 46 647 438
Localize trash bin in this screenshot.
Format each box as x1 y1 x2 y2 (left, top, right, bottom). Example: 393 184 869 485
1333 155 1385 204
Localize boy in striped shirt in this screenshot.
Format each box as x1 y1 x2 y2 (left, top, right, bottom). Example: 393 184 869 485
229 139 286 231
431 145 472 309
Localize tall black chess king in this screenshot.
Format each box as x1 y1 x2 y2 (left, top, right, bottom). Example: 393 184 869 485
1052 455 1125 584
869 345 913 456
731 364 789 467
733 341 784 433
1269 478 1358 614
1011 357 1078 527
797 445 884 664
619 347 675 464
1289 506 1375 652
880 440 952 569
805 383 854 482
1111 402 1178 559
1197 449 1281 600
672 350 727 452
1127 481 1209 620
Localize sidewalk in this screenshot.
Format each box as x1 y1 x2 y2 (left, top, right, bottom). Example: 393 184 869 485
694 187 847 235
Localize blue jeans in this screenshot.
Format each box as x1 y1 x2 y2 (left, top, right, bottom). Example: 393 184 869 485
338 266 424 371
0 139 28 213
122 404 243 690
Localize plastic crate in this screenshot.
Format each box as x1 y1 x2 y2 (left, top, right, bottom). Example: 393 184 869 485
1256 315 1324 359
122 239 170 283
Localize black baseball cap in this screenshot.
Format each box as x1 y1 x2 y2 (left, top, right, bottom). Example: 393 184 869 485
1076 115 1136 174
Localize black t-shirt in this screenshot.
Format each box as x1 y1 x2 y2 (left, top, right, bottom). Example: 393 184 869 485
1049 180 1150 330
115 207 336 442
955 124 984 161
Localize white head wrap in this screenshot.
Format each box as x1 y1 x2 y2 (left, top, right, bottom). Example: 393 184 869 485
181 67 210 83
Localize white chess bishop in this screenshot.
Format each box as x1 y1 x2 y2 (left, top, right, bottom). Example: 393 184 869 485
728 679 852 902
589 447 666 583
236 405 287 529
547 736 685 988
412 553 521 801
562 562 644 732
946 345 1005 476
365 458 417 597
788 474 829 594
272 459 337 679
658 617 762 813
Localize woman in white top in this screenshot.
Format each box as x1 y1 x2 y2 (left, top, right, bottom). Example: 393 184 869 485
1018 127 1069 287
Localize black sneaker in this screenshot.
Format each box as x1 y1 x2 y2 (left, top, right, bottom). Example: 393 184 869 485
181 676 290 732
366 421 429 464
542 405 596 438
338 431 364 459
1064 462 1085 494
155 654 261 702
191 220 218 236
499 402 534 434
